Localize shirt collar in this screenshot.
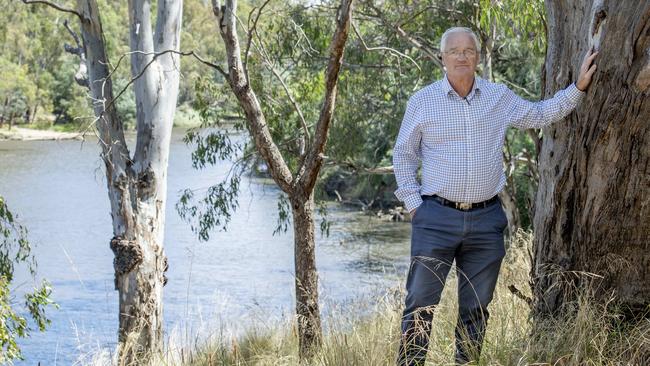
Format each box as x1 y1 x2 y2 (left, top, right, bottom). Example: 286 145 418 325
442 74 482 98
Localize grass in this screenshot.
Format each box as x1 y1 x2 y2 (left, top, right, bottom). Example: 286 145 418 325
83 231 649 365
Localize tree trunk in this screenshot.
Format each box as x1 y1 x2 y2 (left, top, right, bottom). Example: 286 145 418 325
0 97 7 128
498 188 521 236
72 0 182 362
533 0 650 317
30 103 38 124
290 191 322 358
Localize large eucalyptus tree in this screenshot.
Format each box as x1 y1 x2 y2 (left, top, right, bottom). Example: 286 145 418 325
533 0 650 318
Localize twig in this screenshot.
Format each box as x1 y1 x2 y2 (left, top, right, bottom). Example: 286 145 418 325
351 20 421 73
244 0 272 80
500 78 538 98
323 157 394 174
398 5 464 28
251 27 311 154
103 49 227 119
364 2 444 70
508 284 533 308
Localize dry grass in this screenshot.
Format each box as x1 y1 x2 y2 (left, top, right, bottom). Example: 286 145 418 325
82 230 650 365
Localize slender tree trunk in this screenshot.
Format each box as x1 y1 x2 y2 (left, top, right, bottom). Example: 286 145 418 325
8 112 14 130
480 15 496 81
0 97 7 128
290 191 322 356
212 0 352 359
533 0 650 317
30 103 38 124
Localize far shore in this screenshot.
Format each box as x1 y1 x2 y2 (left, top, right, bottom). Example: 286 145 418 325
0 126 84 141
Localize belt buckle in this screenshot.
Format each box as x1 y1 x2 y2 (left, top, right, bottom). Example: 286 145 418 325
456 202 472 210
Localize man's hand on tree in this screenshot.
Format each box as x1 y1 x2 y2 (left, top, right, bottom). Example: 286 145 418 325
577 48 599 91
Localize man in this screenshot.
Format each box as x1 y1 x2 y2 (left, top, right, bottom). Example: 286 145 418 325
393 27 597 365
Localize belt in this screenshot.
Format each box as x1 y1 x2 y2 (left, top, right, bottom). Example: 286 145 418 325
422 194 498 211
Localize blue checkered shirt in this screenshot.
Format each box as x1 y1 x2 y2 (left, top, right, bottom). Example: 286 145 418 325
393 75 584 212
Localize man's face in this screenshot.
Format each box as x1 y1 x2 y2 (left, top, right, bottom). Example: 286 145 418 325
441 32 479 80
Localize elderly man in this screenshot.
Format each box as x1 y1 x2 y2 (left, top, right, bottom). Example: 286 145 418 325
393 27 597 365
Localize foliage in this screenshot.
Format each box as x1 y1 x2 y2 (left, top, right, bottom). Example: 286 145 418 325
0 0 73 126
176 74 248 242
175 0 549 239
5 0 226 130
10 0 547 234
0 196 56 362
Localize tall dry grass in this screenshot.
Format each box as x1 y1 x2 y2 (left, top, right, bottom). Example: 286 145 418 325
82 230 649 365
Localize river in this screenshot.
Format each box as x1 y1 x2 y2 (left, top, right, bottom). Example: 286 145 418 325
0 129 410 365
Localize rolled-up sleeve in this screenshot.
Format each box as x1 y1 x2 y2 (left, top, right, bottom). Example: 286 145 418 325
393 98 423 211
504 83 585 130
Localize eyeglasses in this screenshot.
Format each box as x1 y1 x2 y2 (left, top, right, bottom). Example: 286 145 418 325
444 49 477 59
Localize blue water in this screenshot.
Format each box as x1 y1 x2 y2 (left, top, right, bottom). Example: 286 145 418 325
0 130 410 364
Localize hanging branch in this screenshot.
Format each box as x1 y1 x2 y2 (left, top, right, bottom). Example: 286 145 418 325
63 20 89 88
21 0 82 19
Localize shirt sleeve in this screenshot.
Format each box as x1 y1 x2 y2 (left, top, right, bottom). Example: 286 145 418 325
504 83 585 130
393 97 423 212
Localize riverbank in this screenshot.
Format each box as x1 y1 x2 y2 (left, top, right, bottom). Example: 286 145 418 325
80 231 649 365
0 126 84 141
0 104 203 142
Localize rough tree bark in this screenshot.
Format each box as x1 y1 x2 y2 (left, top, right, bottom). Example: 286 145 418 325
533 0 650 317
212 0 353 358
24 0 183 363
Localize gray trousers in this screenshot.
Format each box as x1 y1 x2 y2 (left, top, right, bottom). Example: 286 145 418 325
397 196 508 365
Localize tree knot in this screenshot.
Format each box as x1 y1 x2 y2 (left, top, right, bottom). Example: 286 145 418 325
110 236 144 289
137 168 157 199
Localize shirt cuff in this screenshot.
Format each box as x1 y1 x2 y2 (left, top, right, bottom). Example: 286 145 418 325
402 194 423 212
567 83 586 103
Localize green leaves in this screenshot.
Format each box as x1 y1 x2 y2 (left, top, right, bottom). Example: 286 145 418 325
0 196 55 362
185 130 240 169
479 0 546 55
176 175 242 242
273 193 291 236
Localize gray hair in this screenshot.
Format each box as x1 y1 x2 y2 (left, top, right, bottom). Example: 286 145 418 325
440 27 481 53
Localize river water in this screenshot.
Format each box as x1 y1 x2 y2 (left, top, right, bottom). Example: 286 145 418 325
0 129 410 365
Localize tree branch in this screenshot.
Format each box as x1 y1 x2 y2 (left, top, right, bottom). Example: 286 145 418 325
104 49 227 116
324 158 394 174
299 0 353 192
214 0 294 193
21 0 82 19
500 78 537 98
63 19 89 88
351 19 421 73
